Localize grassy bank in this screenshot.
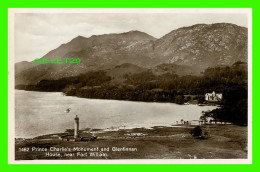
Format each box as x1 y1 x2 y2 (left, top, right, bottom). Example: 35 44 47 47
15 124 247 160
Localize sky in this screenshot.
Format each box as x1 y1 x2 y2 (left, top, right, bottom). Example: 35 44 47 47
14 13 248 62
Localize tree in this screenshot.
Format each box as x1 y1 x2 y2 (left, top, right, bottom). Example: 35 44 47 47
175 95 184 104
190 126 202 137
198 95 205 104
184 96 191 102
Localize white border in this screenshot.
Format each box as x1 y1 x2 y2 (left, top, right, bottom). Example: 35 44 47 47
8 8 252 164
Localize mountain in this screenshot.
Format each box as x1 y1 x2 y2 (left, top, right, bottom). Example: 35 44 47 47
150 63 202 76
154 23 247 67
15 61 39 75
41 30 156 66
15 23 248 86
105 63 147 84
15 30 156 85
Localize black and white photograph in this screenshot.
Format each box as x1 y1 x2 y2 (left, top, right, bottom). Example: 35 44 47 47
8 8 252 164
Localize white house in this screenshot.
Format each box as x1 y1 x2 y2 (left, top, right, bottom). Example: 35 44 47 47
205 91 222 101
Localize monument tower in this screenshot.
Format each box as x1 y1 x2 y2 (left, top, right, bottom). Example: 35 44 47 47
74 115 79 138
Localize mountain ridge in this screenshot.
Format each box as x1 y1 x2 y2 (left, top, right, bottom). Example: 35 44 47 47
15 23 248 85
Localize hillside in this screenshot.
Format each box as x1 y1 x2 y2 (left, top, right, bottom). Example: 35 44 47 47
154 23 247 67
15 23 248 85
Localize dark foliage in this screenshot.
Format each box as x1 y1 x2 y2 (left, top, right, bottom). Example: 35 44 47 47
15 62 248 124
190 126 203 137
205 86 248 125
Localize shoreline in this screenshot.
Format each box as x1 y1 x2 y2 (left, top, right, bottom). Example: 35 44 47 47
16 124 197 140
15 124 247 160
15 89 220 106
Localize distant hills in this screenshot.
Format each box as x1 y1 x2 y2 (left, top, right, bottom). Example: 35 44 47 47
15 23 247 85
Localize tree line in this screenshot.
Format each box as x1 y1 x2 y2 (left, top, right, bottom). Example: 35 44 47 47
16 61 248 125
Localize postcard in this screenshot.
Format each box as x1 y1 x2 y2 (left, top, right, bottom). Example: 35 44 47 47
8 8 252 164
